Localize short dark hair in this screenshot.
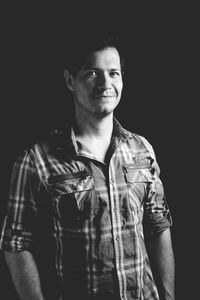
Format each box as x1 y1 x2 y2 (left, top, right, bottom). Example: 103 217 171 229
64 32 125 76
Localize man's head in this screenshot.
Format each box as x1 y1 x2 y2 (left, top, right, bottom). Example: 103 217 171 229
64 34 125 119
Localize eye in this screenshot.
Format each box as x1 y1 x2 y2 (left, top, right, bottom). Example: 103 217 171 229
110 71 121 77
85 70 97 78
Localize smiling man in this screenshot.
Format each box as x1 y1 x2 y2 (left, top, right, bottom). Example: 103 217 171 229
64 45 123 163
0 33 175 300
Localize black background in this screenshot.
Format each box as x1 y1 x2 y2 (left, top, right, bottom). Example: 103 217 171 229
0 3 198 299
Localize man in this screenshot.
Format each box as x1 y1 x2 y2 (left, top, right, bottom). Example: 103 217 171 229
0 34 175 299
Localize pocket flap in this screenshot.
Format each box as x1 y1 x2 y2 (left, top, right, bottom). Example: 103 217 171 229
49 172 94 194
124 165 154 183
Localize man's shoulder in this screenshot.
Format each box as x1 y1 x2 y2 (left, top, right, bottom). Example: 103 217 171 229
123 128 155 154
12 129 53 163
115 119 153 151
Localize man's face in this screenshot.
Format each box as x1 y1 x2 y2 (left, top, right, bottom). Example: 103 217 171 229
71 47 123 119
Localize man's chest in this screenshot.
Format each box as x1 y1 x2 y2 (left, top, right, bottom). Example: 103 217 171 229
38 149 154 231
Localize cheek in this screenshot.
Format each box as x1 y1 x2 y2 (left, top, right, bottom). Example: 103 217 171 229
75 81 94 94
74 84 87 98
116 81 123 95
74 84 94 105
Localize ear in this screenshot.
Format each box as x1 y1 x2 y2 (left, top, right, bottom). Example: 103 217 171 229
64 70 75 91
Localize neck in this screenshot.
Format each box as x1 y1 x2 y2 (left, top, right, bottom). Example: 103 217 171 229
75 112 114 141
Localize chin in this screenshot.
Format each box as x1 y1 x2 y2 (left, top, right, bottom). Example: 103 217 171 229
93 109 113 118
94 101 119 116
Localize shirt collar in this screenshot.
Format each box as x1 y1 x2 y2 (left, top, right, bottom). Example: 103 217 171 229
49 117 133 156
112 117 133 141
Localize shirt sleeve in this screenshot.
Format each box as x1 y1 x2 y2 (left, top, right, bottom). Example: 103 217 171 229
0 150 41 252
140 136 172 236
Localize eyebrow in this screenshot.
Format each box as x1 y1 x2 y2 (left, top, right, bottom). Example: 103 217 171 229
83 66 121 71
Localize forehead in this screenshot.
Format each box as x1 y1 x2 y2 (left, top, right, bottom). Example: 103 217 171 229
82 47 121 70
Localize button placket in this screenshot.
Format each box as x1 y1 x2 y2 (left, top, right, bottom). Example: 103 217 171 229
109 161 126 299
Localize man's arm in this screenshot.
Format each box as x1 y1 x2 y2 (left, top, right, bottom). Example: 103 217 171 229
147 228 175 300
4 250 44 300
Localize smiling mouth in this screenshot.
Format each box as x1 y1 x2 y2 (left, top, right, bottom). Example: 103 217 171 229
93 94 116 99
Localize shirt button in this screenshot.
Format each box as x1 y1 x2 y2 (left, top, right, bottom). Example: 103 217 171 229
118 265 122 271
116 236 119 241
92 288 97 294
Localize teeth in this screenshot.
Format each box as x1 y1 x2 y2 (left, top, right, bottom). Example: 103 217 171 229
95 94 115 97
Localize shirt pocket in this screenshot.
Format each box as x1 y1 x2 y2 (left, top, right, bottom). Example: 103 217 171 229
48 171 99 226
123 163 154 210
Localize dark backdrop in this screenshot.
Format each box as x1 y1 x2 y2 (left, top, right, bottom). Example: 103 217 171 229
1 4 197 300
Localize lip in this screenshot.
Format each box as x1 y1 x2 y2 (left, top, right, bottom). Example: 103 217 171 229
93 94 116 98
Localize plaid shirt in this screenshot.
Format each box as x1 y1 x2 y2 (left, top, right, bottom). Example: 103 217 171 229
0 119 172 300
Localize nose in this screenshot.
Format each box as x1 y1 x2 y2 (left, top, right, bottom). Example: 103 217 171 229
96 72 111 90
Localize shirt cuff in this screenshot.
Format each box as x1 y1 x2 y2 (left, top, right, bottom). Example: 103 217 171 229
144 211 172 236
0 228 33 251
